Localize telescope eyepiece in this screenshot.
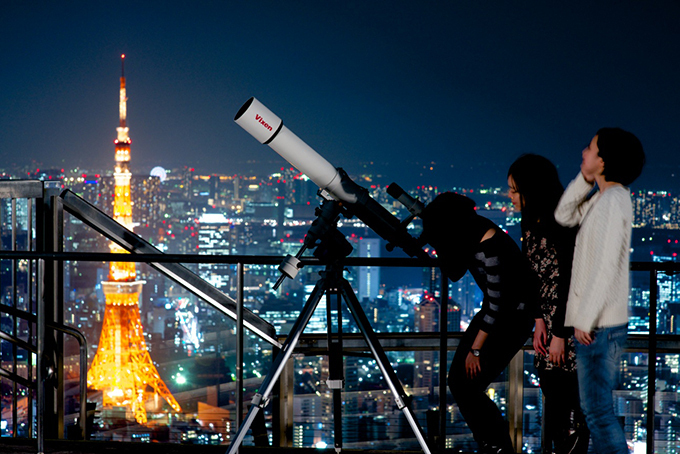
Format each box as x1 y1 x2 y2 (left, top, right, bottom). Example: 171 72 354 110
386 182 404 199
387 182 425 216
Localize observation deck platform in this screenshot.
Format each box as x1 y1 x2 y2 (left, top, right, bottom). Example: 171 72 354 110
0 439 433 454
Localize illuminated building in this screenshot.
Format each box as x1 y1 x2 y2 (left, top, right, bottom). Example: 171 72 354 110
87 55 180 424
632 190 680 229
358 238 380 301
414 297 438 390
197 212 233 290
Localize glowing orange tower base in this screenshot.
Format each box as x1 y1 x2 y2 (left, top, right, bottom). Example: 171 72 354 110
87 278 181 424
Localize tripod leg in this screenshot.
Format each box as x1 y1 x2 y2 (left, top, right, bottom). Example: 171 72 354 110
327 288 344 452
328 341 344 452
340 279 432 454
225 278 328 454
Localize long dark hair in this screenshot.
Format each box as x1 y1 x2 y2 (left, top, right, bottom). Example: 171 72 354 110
508 154 564 231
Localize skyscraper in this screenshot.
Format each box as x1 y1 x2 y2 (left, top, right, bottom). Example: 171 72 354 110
358 238 380 301
87 55 180 424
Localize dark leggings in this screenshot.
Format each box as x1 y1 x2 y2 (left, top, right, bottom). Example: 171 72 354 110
538 368 589 453
448 313 534 451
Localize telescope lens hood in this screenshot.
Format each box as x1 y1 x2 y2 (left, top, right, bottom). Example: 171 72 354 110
234 97 254 121
234 97 283 144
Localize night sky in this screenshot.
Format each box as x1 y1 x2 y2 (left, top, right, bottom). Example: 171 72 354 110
2 1 679 191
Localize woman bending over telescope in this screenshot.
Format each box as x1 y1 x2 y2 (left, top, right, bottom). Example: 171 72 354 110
420 193 538 454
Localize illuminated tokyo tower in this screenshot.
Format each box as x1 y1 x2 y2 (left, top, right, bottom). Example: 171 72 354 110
87 55 181 424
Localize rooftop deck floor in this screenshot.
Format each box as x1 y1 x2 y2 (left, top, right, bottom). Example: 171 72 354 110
0 439 456 454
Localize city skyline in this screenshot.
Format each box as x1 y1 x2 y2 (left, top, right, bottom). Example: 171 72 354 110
2 4 680 448
41 163 680 451
3 2 680 191
2 148 679 449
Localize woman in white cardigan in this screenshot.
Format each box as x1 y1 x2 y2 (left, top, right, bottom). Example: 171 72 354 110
554 127 645 454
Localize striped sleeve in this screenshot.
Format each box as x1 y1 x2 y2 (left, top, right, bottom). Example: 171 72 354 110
475 250 504 331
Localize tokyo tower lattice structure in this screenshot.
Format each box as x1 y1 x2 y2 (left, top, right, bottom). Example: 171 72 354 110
87 55 181 424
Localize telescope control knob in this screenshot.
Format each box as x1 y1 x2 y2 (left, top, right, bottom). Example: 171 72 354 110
273 253 304 291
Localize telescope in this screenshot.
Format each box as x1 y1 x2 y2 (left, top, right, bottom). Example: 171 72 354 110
234 97 428 267
231 97 433 454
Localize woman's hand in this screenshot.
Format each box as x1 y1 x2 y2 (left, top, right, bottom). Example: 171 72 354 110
549 336 565 366
465 352 481 379
533 318 548 356
581 169 594 184
466 330 487 379
574 328 593 346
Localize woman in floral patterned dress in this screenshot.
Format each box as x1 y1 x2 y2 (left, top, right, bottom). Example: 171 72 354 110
508 154 589 454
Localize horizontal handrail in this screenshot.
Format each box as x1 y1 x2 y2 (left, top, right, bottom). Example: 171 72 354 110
0 248 675 270
0 250 438 267
285 331 680 352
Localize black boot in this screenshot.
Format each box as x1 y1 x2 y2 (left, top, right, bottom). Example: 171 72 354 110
555 409 589 454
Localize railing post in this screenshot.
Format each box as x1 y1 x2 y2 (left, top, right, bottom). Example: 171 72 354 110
37 182 65 440
236 261 244 451
37 259 45 454
27 197 35 438
507 349 525 452
47 323 88 440
439 271 448 452
647 269 657 454
276 353 294 447
11 198 18 438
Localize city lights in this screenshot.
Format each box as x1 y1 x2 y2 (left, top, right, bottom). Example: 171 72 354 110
4 64 677 450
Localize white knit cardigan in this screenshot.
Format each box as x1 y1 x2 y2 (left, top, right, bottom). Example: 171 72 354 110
554 172 632 332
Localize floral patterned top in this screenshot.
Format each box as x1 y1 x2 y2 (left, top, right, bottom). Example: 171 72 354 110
524 224 577 372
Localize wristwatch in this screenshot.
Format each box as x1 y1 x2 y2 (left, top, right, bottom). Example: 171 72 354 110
471 349 481 357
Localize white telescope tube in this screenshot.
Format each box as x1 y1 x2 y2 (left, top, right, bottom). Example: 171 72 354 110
234 97 357 203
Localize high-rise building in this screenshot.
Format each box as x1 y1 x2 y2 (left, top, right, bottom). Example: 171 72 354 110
197 211 233 290
358 238 381 301
87 55 180 424
414 298 438 390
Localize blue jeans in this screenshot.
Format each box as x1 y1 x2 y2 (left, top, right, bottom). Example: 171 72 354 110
575 324 628 454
